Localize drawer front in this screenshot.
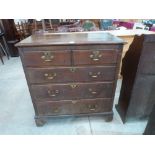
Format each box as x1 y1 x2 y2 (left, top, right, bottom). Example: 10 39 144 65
27 66 116 84
31 82 114 101
73 49 118 65
36 98 112 116
21 51 71 67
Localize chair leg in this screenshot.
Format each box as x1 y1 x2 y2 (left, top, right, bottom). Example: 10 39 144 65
0 52 4 64
2 36 10 59
0 42 8 59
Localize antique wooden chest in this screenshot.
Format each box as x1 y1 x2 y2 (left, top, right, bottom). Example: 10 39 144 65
16 32 124 126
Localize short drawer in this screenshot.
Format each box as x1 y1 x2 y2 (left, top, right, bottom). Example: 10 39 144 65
27 66 116 84
21 50 71 67
31 82 114 101
36 98 112 116
73 49 118 65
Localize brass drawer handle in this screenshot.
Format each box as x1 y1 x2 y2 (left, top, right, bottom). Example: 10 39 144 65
88 104 98 111
48 90 59 97
89 51 102 61
89 72 101 78
89 88 97 95
41 52 54 62
72 100 77 104
44 73 57 80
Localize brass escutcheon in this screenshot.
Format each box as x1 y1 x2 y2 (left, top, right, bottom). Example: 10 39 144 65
70 68 77 72
70 84 77 89
48 90 59 97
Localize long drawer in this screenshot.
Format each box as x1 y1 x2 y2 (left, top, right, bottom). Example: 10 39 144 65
27 66 116 84
73 49 118 65
31 82 114 101
36 98 112 116
21 50 71 67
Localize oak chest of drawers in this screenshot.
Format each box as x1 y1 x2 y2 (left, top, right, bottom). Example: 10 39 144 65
16 32 124 126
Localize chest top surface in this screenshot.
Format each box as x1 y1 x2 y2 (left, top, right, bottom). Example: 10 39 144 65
15 32 125 47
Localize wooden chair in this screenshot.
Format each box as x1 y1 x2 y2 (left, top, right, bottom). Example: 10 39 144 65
82 20 98 31
29 19 50 34
0 41 9 64
57 20 82 32
0 19 20 57
0 47 4 64
15 21 31 40
0 31 10 64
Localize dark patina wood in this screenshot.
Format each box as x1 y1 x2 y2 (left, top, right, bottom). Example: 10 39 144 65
31 82 114 101
16 32 124 47
73 49 118 65
20 50 71 67
143 105 155 135
16 32 124 126
116 34 155 123
26 66 116 84
36 98 113 116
